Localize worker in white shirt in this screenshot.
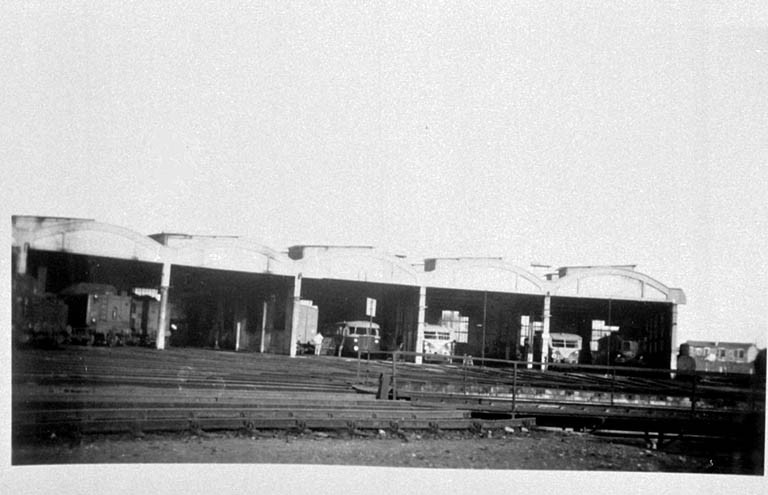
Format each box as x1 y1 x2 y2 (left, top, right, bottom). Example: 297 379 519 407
313 332 324 356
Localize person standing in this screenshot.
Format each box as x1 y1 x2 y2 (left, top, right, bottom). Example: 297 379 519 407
313 331 324 356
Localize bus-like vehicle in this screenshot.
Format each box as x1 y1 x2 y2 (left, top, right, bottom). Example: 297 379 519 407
549 332 582 364
328 320 382 357
422 324 454 361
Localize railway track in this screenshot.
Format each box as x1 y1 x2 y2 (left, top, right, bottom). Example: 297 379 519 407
12 346 763 440
12 347 533 438
381 355 764 438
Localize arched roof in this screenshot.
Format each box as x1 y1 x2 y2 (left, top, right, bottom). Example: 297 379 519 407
552 266 686 304
161 234 291 275
13 216 166 263
12 216 686 304
12 216 291 275
289 245 420 286
421 257 545 294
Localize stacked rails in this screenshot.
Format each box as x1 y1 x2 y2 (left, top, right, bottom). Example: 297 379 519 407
11 347 534 438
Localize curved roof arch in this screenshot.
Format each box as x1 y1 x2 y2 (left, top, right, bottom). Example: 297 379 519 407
162 235 291 275
422 258 545 294
289 245 420 286
13 217 166 263
553 266 686 304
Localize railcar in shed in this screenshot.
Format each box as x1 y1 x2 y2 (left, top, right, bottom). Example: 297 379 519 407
326 320 382 358
422 324 455 361
595 335 642 366
548 332 582 364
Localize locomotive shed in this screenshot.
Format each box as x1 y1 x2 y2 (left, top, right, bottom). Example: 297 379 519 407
13 215 687 367
12 215 764 468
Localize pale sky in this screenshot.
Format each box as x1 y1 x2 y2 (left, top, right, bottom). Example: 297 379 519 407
4 1 767 347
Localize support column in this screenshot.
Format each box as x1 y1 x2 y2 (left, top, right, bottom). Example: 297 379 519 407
260 300 268 353
156 261 172 350
670 303 678 370
288 273 302 357
540 293 551 370
481 291 487 365
524 315 534 369
16 242 29 276
415 286 426 365
234 299 245 351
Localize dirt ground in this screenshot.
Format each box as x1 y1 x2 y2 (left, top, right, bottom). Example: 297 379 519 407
12 427 763 474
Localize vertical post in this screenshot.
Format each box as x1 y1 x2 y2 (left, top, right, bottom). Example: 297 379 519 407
607 299 612 366
260 300 268 353
391 350 398 400
235 321 241 351
156 261 172 350
541 293 551 370
524 315 533 369
16 242 29 276
670 303 678 370
289 273 302 357
463 361 467 394
368 312 373 362
415 286 426 365
481 291 487 366
512 361 517 415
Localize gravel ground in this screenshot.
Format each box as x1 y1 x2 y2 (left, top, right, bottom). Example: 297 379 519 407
12 427 763 474
8 428 766 495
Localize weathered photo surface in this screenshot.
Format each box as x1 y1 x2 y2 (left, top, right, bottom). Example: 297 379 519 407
3 2 766 494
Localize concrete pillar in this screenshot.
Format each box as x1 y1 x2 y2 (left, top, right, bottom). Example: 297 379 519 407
415 286 426 365
670 303 678 370
16 242 29 276
260 300 268 353
234 298 244 351
156 261 172 350
481 292 487 364
524 315 534 369
288 273 302 357
540 294 551 369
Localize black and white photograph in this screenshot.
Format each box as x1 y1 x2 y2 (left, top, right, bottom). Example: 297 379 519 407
3 1 766 494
